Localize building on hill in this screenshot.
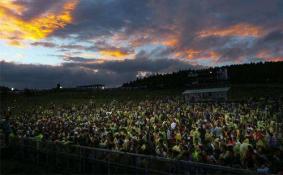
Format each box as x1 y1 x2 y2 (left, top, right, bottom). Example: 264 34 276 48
216 68 228 81
186 68 229 88
183 87 230 102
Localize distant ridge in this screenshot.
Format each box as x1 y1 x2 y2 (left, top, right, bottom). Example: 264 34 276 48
122 61 283 89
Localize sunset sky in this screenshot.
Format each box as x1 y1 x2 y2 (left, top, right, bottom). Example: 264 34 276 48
1 0 283 89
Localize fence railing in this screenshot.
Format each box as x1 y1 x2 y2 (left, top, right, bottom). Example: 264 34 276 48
4 137 256 175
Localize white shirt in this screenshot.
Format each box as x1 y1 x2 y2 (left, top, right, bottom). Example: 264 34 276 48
171 122 176 130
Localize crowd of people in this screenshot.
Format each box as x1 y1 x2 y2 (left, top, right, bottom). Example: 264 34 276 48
1 96 283 173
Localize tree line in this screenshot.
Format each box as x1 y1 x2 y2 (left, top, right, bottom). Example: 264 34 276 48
122 61 283 89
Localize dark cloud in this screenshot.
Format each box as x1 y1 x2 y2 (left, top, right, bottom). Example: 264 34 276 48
63 49 201 74
31 40 134 55
31 41 58 48
215 30 283 63
93 41 135 55
0 57 200 89
49 0 283 63
16 0 279 65
62 57 97 63
0 60 134 89
259 30 283 44
54 0 153 39
67 58 196 74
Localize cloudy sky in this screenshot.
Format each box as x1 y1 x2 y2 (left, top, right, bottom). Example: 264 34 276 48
1 0 283 89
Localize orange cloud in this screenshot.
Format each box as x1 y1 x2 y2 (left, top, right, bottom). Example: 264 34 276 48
256 50 270 58
127 26 180 48
151 32 179 47
161 37 178 47
184 49 201 59
256 50 283 62
175 49 220 61
198 23 264 38
99 49 131 58
0 0 79 45
265 57 283 62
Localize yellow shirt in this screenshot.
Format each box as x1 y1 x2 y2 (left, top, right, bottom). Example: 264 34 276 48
175 132 182 141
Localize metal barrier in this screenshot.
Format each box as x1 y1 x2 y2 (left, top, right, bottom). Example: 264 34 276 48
7 137 255 175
